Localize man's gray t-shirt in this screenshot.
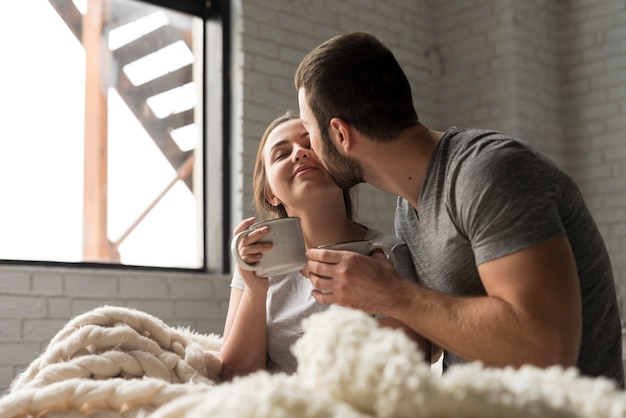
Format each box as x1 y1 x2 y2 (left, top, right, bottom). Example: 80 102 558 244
231 228 417 374
395 127 624 387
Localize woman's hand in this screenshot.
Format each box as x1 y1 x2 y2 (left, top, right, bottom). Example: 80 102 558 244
234 217 272 293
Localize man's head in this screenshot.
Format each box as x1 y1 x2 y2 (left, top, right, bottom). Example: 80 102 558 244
297 88 363 188
295 32 418 187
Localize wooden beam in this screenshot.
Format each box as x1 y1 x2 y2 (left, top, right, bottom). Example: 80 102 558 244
111 154 194 253
82 0 117 261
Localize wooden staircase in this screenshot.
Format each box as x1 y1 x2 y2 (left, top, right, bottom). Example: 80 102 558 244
48 0 199 262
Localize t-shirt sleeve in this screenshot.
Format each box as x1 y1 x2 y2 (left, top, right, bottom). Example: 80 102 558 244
230 268 246 290
451 140 566 265
390 242 418 281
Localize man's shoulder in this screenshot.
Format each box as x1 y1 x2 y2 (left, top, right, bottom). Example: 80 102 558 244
437 127 541 181
441 127 525 155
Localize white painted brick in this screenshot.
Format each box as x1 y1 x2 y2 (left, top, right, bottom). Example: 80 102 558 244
608 85 626 103
569 90 609 110
562 149 605 168
437 0 480 17
579 14 617 35
607 53 626 71
562 79 591 98
32 272 63 295
593 132 626 150
604 237 622 254
586 0 625 19
597 177 626 194
0 320 21 340
119 275 168 298
0 343 41 365
71 299 120 316
277 13 314 35
593 207 626 224
0 271 30 294
174 300 220 319
615 223 626 238
0 366 14 393
604 145 626 163
565 61 605 82
48 297 72 318
193 318 225 335
167 277 213 299
242 37 279 58
0 296 46 318
580 102 620 121
212 277 233 300
579 163 613 181
23 319 68 342
64 274 118 297
278 44 308 66
605 24 626 44
205 301 228 320
241 3 278 24
605 192 626 209
591 68 626 89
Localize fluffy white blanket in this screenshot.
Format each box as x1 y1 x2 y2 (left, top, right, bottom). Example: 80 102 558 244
1 305 625 417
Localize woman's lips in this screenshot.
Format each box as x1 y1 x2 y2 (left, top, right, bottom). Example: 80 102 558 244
293 165 317 177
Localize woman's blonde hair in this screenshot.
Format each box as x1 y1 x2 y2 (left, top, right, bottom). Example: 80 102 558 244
253 111 355 220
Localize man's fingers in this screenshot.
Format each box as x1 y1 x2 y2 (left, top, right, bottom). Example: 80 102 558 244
306 248 343 263
306 259 337 281
311 289 334 304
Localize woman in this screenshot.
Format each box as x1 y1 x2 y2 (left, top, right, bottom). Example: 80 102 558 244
220 113 429 380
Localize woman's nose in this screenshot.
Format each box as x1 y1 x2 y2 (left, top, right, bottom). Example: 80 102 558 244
293 146 310 162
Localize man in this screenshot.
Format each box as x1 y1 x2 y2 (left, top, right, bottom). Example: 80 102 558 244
295 31 624 387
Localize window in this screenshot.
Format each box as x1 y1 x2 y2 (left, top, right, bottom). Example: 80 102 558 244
0 0 226 271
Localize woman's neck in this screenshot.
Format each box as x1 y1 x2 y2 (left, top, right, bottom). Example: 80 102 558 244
298 211 367 249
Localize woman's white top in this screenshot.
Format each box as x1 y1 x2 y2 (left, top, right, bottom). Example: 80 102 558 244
230 228 417 374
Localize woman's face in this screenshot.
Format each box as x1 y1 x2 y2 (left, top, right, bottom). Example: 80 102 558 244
263 119 338 212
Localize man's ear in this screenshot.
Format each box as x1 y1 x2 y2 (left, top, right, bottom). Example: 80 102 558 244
329 117 352 153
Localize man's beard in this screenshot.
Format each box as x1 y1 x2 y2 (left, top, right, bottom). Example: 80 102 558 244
321 132 364 189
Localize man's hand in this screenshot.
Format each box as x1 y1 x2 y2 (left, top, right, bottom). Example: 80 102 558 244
306 248 403 315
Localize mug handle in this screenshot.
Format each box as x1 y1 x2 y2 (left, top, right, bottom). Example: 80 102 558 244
368 243 396 267
230 229 258 271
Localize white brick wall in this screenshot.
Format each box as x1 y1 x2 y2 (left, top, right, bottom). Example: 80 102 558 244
555 0 626 319
1 0 625 393
232 0 436 234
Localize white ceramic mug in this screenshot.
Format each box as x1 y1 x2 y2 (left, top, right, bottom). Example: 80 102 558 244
231 217 307 277
317 240 396 267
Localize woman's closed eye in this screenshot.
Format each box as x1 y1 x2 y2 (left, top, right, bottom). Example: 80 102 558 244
273 152 287 161
270 146 291 162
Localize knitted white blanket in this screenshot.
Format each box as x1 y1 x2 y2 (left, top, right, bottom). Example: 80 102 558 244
1 305 625 417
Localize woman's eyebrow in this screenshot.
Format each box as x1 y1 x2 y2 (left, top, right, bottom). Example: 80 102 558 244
269 139 290 153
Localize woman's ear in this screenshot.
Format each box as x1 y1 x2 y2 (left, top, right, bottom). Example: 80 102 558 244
264 189 281 207
329 117 352 153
